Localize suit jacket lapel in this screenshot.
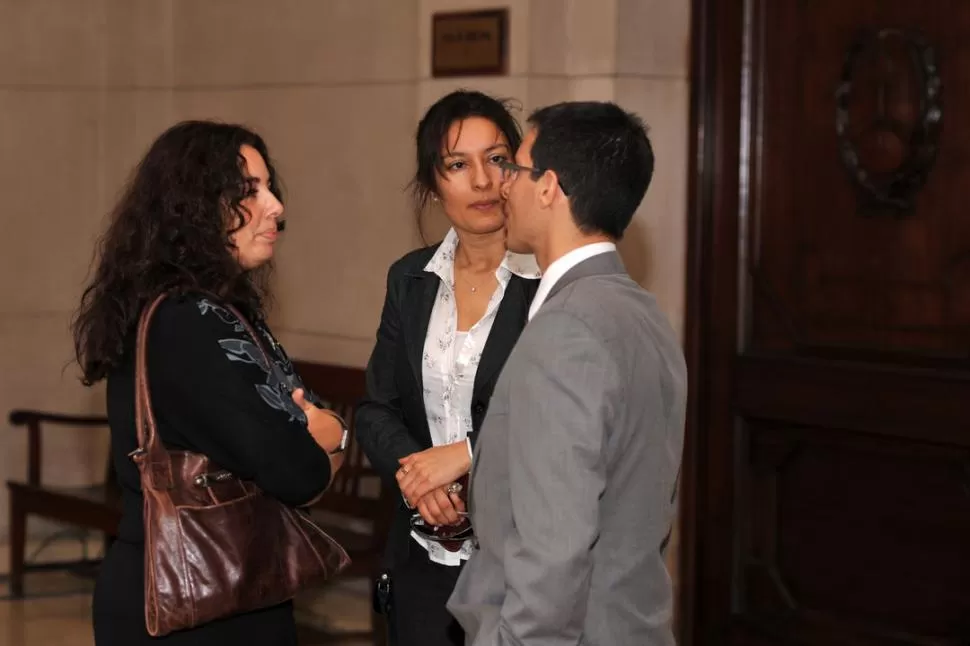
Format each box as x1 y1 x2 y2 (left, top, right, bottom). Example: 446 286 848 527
404 270 439 398
473 276 531 396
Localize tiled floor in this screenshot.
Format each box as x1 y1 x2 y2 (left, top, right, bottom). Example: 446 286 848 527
0 538 379 646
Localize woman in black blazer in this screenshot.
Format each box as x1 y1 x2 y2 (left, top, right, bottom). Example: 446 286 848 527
356 90 539 646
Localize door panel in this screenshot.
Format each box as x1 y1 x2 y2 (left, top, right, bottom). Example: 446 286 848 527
743 420 970 636
751 1 970 358
683 0 970 644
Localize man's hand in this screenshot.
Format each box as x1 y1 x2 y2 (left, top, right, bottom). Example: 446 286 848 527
415 487 466 526
396 442 471 506
292 388 343 453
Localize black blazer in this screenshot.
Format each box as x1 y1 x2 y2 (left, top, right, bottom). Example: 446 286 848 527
355 243 539 568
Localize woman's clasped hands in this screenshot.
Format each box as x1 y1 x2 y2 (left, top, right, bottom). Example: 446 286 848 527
396 442 470 527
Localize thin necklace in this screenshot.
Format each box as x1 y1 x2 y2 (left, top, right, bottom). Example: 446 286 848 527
455 267 493 293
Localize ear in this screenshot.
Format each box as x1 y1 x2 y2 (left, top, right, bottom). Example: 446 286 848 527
536 170 560 209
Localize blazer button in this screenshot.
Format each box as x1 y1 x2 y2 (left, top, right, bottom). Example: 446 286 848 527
472 402 486 416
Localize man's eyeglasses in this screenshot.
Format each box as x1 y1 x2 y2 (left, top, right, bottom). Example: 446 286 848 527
497 160 570 196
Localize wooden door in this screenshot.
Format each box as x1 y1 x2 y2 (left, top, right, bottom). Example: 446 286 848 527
682 1 970 644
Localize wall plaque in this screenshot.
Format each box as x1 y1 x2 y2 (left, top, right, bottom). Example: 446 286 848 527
432 9 508 77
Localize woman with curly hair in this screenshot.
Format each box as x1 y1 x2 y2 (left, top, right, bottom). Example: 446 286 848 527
75 120 346 645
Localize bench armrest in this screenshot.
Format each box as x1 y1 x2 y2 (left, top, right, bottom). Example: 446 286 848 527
8 409 109 486
9 410 109 427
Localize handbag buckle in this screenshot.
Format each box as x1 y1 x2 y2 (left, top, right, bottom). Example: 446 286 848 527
193 471 234 488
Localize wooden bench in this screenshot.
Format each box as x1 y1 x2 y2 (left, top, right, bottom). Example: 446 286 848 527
293 361 394 646
6 361 392 645
5 410 118 598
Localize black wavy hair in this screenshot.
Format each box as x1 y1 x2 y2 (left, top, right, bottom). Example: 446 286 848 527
72 120 283 385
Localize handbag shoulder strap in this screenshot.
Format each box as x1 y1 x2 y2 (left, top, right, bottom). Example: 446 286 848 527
133 292 174 490
133 291 273 491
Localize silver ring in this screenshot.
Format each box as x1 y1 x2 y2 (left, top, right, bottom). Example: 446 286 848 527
447 482 463 495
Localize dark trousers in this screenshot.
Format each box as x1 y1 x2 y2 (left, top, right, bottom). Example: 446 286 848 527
389 545 465 646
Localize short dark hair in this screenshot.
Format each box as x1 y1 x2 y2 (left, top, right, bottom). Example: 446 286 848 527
527 101 654 239
411 89 522 240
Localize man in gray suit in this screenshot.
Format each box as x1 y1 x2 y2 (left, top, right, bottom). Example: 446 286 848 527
446 101 687 646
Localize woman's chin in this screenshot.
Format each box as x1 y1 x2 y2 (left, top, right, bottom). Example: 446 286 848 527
457 216 506 237
236 251 274 271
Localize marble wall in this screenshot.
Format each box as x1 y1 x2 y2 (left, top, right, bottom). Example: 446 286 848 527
0 3 691 596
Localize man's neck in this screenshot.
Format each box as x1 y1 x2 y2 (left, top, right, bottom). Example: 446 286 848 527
454 228 507 273
535 231 613 274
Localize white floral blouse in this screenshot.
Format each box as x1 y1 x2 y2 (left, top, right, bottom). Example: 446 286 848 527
413 227 540 565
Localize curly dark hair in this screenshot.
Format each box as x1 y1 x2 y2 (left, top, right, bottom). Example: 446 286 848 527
72 120 283 386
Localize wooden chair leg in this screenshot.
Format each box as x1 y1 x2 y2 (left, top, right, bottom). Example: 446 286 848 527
102 532 115 558
8 492 27 598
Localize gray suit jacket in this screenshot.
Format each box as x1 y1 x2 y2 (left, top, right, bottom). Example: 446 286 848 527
447 252 687 646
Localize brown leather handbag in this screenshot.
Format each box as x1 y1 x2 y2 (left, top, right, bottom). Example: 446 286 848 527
129 292 350 637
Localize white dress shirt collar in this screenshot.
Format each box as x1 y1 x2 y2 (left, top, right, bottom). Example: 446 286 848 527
528 242 617 320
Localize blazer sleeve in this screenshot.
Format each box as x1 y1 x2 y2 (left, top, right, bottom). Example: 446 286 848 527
355 264 424 485
149 298 332 507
